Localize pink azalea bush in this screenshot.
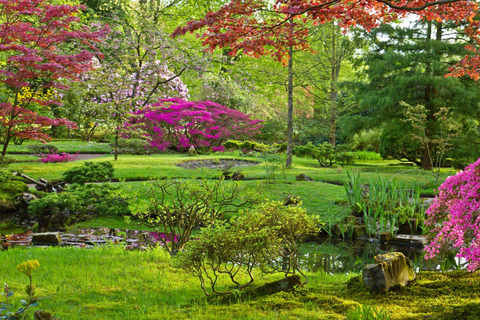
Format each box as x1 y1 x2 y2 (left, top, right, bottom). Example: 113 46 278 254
424 158 480 271
40 152 78 163
124 98 263 152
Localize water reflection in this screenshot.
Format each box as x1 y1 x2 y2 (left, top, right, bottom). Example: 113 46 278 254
298 237 466 273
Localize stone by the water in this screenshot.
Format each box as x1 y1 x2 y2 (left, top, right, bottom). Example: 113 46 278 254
362 252 416 292
32 232 63 246
296 173 314 181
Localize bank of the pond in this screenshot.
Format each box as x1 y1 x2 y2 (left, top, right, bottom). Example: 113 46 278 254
1 246 479 320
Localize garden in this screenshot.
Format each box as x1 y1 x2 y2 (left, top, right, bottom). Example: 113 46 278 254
2 0 480 319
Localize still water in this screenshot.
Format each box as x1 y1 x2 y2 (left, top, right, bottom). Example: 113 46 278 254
298 237 467 273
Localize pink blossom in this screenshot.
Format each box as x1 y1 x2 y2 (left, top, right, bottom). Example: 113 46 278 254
424 158 480 271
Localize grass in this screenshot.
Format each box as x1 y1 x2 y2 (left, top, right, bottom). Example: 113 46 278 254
5 147 453 231
2 246 480 320
6 140 112 154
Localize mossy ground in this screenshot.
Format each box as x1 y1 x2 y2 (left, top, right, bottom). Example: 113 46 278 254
2 246 479 320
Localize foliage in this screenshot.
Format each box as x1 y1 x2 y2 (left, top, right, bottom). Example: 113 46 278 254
356 22 480 169
0 156 15 168
28 183 131 219
27 145 59 157
260 146 287 183
424 158 480 271
0 0 106 156
172 0 478 71
39 153 78 163
131 177 256 256
115 138 154 155
350 129 381 153
125 98 263 153
62 162 114 184
346 304 391 320
177 201 320 295
344 172 424 237
294 142 337 167
1 260 40 319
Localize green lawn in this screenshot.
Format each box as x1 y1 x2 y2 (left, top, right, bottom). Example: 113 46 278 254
2 246 480 320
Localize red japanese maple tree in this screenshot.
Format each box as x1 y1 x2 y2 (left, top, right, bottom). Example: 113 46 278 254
0 0 106 155
173 0 479 74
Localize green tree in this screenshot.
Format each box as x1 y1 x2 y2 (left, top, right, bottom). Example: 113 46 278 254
356 20 480 169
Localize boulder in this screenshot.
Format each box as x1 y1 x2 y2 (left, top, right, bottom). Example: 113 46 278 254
296 174 314 181
362 252 415 292
34 310 52 320
32 232 63 246
284 195 300 206
255 274 302 295
188 145 197 156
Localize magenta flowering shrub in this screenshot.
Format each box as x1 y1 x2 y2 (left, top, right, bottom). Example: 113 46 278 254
39 152 78 163
124 98 263 152
424 158 480 271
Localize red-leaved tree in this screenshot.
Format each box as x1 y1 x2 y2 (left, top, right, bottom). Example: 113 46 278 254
125 98 263 152
0 0 106 155
172 0 480 166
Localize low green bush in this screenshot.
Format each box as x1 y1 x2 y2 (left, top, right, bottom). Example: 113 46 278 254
27 144 58 156
177 201 320 296
28 183 131 218
62 161 114 184
116 138 154 155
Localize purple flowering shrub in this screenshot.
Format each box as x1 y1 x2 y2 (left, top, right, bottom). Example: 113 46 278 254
124 98 263 152
39 152 78 163
424 158 480 271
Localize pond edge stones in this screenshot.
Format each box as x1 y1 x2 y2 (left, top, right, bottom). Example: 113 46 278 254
32 232 63 246
362 252 416 292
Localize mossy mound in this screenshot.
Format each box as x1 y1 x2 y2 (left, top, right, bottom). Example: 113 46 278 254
0 180 28 211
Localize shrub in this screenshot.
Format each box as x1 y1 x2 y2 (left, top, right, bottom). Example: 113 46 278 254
0 156 15 167
116 138 154 155
294 142 337 167
424 158 480 271
131 177 257 256
177 201 320 295
27 144 59 156
124 98 263 153
39 152 78 163
29 183 131 231
62 161 114 184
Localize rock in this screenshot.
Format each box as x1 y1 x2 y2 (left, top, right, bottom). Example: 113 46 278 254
230 172 245 181
188 145 197 156
32 232 63 246
380 232 392 242
392 234 428 247
284 195 300 206
362 252 416 292
34 310 52 320
255 274 302 295
296 174 314 181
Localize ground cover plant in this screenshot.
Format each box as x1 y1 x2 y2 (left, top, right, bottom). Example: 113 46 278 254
2 246 480 319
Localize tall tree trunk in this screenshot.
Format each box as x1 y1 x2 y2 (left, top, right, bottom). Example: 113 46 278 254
329 22 338 146
285 42 294 168
422 21 433 170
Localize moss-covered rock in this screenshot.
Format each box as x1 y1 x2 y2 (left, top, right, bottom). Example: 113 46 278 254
0 180 28 211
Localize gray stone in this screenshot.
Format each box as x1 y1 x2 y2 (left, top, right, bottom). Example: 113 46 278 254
34 310 52 320
188 145 197 156
284 195 300 206
392 234 428 247
32 232 62 246
362 252 416 292
296 174 314 181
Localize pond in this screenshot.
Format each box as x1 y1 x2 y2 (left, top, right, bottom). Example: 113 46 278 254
2 229 467 272
298 237 467 273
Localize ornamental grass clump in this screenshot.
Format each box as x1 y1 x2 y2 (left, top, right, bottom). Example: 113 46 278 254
424 158 480 271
